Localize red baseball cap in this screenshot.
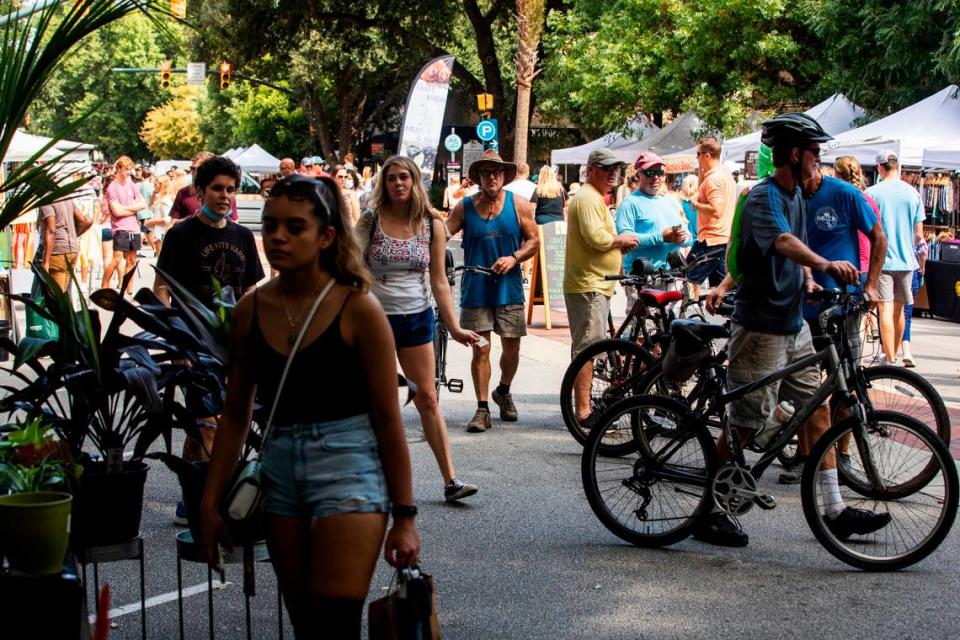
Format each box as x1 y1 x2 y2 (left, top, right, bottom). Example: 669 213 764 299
633 151 665 171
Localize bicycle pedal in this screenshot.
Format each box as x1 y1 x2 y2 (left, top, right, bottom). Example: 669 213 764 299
753 494 777 510
447 379 464 393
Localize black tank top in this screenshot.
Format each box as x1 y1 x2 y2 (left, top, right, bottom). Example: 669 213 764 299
247 289 368 424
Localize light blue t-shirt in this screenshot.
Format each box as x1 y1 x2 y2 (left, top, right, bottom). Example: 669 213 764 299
615 191 692 273
866 178 925 271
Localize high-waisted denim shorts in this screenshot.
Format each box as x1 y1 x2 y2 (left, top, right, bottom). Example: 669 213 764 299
260 413 390 520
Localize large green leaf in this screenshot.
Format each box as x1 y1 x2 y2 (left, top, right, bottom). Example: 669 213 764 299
13 336 55 371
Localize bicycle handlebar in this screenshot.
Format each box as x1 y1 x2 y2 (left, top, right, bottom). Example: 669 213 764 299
454 265 495 276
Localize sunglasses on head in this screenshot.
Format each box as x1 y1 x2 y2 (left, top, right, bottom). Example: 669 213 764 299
270 174 333 224
641 168 665 177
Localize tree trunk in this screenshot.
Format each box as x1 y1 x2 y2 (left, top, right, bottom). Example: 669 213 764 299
306 85 336 161
464 0 512 157
513 0 544 164
514 79 532 164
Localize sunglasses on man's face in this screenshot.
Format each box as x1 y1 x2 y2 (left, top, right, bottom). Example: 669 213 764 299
642 168 665 178
479 169 504 178
806 146 822 159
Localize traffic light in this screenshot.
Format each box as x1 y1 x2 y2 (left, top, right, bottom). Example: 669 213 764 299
219 62 231 90
159 61 171 90
169 0 186 19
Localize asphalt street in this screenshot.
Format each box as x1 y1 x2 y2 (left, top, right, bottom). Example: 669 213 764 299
9 254 960 639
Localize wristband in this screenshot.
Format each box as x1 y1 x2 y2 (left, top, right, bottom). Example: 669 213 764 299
391 504 418 519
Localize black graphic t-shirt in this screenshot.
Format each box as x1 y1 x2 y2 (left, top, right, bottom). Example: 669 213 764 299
156 216 264 309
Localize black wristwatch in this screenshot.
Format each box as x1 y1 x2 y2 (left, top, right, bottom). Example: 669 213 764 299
391 504 418 519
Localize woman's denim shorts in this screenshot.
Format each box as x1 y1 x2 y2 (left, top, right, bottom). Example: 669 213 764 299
260 413 390 520
387 307 435 349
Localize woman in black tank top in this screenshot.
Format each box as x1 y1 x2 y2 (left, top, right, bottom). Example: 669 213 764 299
201 175 420 639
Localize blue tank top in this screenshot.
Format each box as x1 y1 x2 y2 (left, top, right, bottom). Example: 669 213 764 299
461 191 524 308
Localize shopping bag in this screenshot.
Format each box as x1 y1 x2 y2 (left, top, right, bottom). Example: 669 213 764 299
25 277 58 340
368 567 441 640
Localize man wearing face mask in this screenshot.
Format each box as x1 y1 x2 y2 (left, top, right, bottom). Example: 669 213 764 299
705 114 886 547
155 156 264 308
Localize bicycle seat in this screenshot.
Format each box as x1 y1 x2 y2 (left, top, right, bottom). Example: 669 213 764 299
670 319 730 342
639 289 682 306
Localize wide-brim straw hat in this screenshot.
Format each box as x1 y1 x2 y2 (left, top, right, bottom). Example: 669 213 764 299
468 149 518 184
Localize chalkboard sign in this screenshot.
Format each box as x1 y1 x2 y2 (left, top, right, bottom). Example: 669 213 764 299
541 221 567 313
462 141 484 179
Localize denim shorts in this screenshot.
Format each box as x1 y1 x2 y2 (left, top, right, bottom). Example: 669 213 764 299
101 228 113 242
260 413 390 520
387 307 434 349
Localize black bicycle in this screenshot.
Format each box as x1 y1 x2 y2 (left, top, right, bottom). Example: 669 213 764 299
583 288 957 571
434 251 493 399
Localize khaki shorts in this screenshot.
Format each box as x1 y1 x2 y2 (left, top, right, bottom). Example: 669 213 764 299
727 322 821 431
877 270 914 305
460 304 527 338
565 292 610 359
48 253 77 292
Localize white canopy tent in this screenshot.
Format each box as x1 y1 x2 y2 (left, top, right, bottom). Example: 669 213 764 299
922 139 960 169
4 130 59 163
609 112 706 164
717 94 865 163
231 143 281 174
822 85 960 166
550 117 659 166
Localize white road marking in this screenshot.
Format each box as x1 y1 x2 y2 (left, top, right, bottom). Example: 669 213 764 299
88 580 232 624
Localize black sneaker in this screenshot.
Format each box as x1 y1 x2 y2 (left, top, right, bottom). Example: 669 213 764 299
692 512 749 547
825 506 891 540
444 479 478 503
778 470 802 485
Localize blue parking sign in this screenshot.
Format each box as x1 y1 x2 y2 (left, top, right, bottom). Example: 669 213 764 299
476 119 498 142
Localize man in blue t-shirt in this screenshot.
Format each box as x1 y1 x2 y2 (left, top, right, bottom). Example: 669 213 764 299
706 113 886 548
866 149 925 364
615 152 691 311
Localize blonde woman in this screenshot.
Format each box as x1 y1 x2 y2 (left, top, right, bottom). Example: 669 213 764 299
356 155 481 502
680 174 699 239
533 165 566 225
146 175 174 253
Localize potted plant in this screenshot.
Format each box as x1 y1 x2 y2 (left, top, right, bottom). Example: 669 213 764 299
0 418 81 575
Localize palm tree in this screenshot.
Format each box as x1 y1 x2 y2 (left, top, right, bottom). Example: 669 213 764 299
512 0 544 165
0 0 164 231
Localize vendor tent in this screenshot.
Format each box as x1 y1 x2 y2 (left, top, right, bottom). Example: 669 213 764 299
922 139 960 169
550 117 659 166
822 85 960 166
231 144 281 174
719 94 865 163
4 130 59 163
610 112 706 164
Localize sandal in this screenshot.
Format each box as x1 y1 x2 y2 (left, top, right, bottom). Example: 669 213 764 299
902 357 916 368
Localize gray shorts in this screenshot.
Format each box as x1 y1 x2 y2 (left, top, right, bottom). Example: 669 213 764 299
565 291 610 358
460 303 527 338
877 270 914 305
727 323 821 431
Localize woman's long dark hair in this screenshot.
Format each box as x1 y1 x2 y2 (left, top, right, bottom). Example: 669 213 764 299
267 175 371 291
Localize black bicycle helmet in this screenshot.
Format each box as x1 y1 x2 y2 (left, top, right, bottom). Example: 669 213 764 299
760 112 833 147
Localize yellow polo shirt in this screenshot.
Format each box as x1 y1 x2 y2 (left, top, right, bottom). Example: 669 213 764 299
564 183 621 297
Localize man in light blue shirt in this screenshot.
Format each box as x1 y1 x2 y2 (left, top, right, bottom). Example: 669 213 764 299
615 151 691 275
865 149 925 363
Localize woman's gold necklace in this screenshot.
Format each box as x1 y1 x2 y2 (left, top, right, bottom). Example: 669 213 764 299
278 277 327 346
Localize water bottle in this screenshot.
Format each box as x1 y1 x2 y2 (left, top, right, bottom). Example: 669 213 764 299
754 401 795 448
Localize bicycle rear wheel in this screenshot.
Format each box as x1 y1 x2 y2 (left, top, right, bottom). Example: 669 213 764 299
582 395 716 548
560 339 654 448
801 411 958 571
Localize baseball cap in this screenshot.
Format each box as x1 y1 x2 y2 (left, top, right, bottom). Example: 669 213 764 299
587 148 624 168
876 149 898 165
633 151 664 171
301 157 314 167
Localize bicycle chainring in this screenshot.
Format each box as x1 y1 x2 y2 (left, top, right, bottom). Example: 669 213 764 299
712 464 757 517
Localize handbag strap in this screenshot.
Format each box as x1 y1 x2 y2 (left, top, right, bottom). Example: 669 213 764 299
257 277 337 458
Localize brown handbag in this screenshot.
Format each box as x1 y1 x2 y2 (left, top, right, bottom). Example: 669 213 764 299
368 567 441 640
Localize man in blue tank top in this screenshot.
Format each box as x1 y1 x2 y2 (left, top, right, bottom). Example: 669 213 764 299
447 150 540 433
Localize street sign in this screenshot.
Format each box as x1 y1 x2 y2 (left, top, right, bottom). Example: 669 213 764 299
444 133 462 153
476 119 498 142
186 62 206 86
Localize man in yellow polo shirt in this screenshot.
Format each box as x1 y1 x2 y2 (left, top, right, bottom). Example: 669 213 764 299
564 148 640 421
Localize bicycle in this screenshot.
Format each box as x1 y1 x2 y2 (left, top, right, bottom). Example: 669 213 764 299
433 251 493 399
582 288 958 571
559 254 726 448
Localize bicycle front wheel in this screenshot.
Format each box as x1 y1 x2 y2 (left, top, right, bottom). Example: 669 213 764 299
433 318 447 399
582 395 717 548
801 411 958 571
560 339 654 448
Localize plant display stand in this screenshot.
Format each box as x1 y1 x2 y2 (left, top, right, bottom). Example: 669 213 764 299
175 530 283 640
75 533 147 640
0 553 89 638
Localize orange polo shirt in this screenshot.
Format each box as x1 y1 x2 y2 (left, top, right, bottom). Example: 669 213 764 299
696 166 737 246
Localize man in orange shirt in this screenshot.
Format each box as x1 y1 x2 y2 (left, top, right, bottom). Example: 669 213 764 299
687 137 737 287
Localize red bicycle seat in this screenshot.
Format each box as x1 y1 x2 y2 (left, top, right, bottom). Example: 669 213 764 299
639 289 682 306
